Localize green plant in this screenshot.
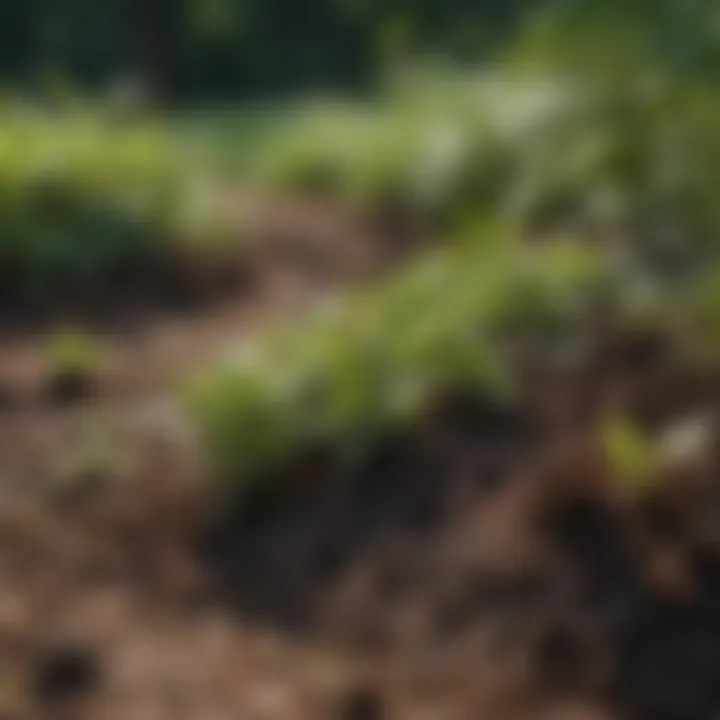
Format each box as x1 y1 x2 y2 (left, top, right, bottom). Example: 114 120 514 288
45 328 102 400
191 12 720 490
249 47 720 256
602 415 658 499
187 227 603 485
0 104 230 299
249 88 505 220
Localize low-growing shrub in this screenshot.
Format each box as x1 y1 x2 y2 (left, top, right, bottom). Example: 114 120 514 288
188 225 602 485
191 18 720 489
249 58 720 251
0 105 230 299
249 88 512 223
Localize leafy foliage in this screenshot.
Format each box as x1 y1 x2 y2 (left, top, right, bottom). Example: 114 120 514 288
188 228 602 484
250 58 720 252
0 105 226 298
602 415 657 499
189 3 720 490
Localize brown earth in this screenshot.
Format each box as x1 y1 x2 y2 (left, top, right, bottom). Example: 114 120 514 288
0 200 718 720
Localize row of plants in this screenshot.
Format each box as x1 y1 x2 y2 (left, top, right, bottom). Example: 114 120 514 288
188 212 720 491
249 44 720 254
0 103 230 299
189 15 720 489
248 70 570 220
188 226 604 484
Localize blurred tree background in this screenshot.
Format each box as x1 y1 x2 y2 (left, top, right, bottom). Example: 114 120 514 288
1 0 719 103
0 0 536 102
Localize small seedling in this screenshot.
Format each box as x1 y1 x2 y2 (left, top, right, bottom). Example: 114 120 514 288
602 414 658 499
45 329 102 403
